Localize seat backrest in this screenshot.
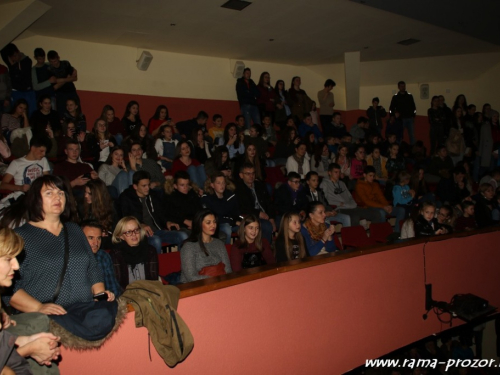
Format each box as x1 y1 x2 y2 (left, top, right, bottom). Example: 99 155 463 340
158 252 181 276
369 222 393 243
340 225 375 248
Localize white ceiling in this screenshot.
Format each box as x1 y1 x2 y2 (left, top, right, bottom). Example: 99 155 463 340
13 0 500 65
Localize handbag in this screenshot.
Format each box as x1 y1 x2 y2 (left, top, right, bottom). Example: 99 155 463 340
198 262 226 277
241 252 266 269
48 225 126 349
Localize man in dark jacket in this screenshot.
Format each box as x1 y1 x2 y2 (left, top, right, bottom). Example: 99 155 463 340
118 170 188 253
436 166 471 207
366 97 387 136
176 111 208 139
235 162 275 243
164 171 203 230
274 172 308 227
0 43 36 116
235 68 260 129
389 81 416 145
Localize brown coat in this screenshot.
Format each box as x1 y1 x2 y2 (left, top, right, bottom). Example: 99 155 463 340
355 179 388 208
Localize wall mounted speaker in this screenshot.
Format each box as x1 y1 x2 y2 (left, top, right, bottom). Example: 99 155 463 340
232 61 245 78
137 51 153 71
420 84 429 100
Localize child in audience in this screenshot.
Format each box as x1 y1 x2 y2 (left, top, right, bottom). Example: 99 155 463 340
381 132 398 157
414 201 448 238
101 104 123 145
436 204 455 233
326 136 340 155
147 104 170 137
392 170 415 217
349 145 366 181
121 100 143 136
455 201 477 232
275 212 308 262
335 143 351 183
230 215 276 272
262 114 277 146
171 139 207 188
62 98 86 133
208 114 224 143
155 124 178 172
386 143 406 178
385 111 403 143
365 146 388 184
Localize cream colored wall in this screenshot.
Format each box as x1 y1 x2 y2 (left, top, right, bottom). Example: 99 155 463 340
13 34 500 114
13 34 326 102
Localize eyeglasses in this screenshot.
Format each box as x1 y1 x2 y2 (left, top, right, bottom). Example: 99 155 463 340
122 228 140 237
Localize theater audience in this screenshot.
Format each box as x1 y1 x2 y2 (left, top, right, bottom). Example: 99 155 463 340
256 72 276 122
436 205 455 233
414 201 448 238
350 145 367 182
29 94 60 135
84 118 116 167
1 99 28 134
300 201 337 256
127 141 165 190
101 104 123 144
147 104 170 137
204 146 231 178
121 100 142 136
122 124 156 160
235 163 276 243
118 170 188 254
455 201 477 232
274 80 291 129
180 209 231 283
98 146 129 196
111 216 158 290
6 175 114 315
311 142 335 178
425 145 454 184
230 214 275 272
189 127 211 164
208 114 224 143
436 166 470 207
386 143 406 178
164 171 203 235
273 127 299 165
219 123 245 160
275 212 307 262
61 98 86 133
366 97 386 136
286 142 310 180
176 111 208 139
201 173 240 244
0 138 49 192
335 144 351 182
171 140 207 188
155 124 178 172
81 221 121 297
475 183 496 228
81 179 117 249
366 146 388 183
274 172 308 223
233 143 266 183
392 170 416 217
288 76 312 122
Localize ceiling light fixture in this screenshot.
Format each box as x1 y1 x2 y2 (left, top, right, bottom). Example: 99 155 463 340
221 0 252 11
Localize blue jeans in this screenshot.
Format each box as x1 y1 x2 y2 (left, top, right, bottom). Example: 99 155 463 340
402 117 415 145
112 170 133 195
326 213 351 227
11 90 37 117
187 165 207 188
260 218 273 244
240 104 261 129
148 229 189 254
219 223 239 244
114 133 123 146
371 206 406 233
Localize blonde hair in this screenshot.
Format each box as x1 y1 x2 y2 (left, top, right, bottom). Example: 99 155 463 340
0 228 24 258
276 212 306 260
112 216 145 244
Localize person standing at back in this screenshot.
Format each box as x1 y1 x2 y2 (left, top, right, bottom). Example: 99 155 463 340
389 81 416 145
317 79 335 134
46 50 79 115
235 68 260 129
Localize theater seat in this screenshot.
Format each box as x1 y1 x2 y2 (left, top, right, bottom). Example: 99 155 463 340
369 222 393 243
340 225 377 249
158 252 181 280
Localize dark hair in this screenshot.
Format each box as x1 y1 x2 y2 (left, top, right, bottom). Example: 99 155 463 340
235 115 244 122
243 67 251 73
328 162 341 172
237 214 262 252
313 142 329 168
130 140 142 150
25 175 71 222
37 94 51 106
34 48 45 58
122 101 142 123
305 171 319 181
305 201 324 218
213 114 222 121
332 111 341 118
222 123 240 149
9 98 28 116
100 104 115 121
258 71 270 87
290 76 300 88
151 105 168 120
29 137 48 149
364 166 376 175
239 162 255 173
47 50 58 60
357 116 368 124
173 170 190 184
82 179 114 232
80 220 103 231
1 43 19 58
372 97 380 103
250 124 263 137
196 111 208 120
398 81 405 86
132 170 151 185
174 140 191 159
105 146 124 165
460 200 474 211
212 146 229 170
453 94 467 109
453 166 466 175
324 79 335 87
287 171 301 181
274 79 286 96
186 209 217 256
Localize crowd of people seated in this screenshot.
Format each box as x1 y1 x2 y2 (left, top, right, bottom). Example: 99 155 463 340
0 43 498 371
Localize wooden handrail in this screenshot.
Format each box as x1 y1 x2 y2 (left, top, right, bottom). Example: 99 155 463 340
176 226 500 299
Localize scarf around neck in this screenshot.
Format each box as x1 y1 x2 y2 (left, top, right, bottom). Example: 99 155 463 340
304 218 327 242
115 238 150 268
293 154 305 175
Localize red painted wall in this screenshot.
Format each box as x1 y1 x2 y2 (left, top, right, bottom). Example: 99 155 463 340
79 90 430 150
58 231 500 374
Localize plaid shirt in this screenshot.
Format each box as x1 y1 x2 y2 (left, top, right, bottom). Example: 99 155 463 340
95 249 122 297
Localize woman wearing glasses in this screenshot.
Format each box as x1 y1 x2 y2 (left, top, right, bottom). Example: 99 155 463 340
110 216 158 289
